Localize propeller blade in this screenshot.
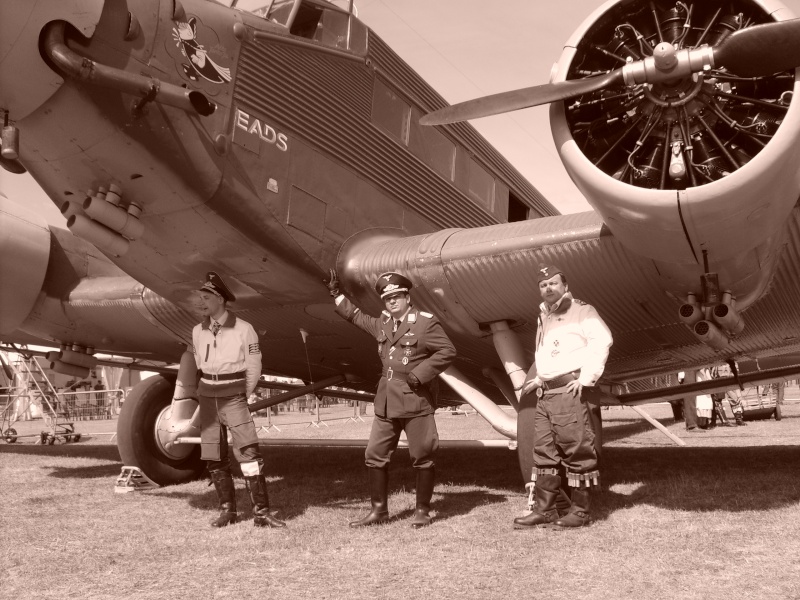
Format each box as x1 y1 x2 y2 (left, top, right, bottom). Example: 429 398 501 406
420 69 624 126
713 18 800 77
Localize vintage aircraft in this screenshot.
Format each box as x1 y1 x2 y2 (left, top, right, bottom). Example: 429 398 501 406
1 0 800 487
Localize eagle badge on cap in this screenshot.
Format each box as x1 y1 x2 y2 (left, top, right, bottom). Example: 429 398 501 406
198 271 236 302
536 264 564 283
375 272 413 299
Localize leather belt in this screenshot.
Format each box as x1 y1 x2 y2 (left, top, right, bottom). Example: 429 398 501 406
382 367 408 382
199 370 246 381
540 371 580 390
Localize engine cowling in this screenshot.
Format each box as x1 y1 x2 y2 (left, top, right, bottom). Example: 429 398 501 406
550 0 800 306
0 193 51 335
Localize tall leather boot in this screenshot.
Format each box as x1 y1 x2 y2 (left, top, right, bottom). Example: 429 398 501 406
244 473 286 528
557 466 572 517
409 467 435 528
513 474 561 529
349 467 390 527
209 469 238 528
553 487 592 529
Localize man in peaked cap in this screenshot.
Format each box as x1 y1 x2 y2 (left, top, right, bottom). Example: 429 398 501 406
513 264 612 530
193 271 286 529
327 269 456 528
199 270 236 302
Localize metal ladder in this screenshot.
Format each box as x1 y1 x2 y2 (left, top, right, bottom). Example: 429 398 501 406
0 349 77 443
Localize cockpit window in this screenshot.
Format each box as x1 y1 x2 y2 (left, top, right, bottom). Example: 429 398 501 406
213 0 361 51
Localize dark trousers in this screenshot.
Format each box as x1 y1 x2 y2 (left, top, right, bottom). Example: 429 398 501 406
533 388 597 474
682 396 698 429
365 413 438 470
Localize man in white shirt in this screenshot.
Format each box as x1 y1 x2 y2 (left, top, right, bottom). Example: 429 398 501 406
192 271 285 529
514 265 613 530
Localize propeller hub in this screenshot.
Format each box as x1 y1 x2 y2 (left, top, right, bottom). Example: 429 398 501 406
653 42 679 72
623 46 714 87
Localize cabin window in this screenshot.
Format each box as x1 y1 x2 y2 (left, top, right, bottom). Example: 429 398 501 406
409 108 455 180
231 0 354 51
372 79 410 143
468 158 494 209
507 190 529 222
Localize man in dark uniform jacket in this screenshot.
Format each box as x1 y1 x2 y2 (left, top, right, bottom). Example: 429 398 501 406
327 270 456 528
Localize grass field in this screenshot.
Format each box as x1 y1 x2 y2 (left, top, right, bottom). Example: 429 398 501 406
2 393 800 600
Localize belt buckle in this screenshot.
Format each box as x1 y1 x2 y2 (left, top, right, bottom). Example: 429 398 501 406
386 367 393 381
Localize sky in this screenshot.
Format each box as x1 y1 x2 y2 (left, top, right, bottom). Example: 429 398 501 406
3 0 800 216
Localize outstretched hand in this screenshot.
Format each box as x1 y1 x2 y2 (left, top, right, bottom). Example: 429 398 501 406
325 268 340 297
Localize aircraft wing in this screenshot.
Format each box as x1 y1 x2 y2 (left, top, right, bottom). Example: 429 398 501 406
3 0 800 485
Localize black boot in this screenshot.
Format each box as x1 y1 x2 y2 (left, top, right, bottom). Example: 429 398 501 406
209 469 238 528
244 473 286 528
557 466 572 517
553 487 592 529
350 467 390 527
513 474 561 529
735 412 747 426
410 467 435 528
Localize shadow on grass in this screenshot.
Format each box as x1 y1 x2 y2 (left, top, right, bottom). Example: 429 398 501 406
4 441 799 521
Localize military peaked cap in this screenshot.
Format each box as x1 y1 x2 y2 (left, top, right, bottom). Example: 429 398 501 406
536 264 564 283
375 272 413 299
198 271 236 302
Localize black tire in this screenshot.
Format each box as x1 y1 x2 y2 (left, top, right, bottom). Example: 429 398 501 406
3 428 17 443
516 391 604 484
116 374 204 486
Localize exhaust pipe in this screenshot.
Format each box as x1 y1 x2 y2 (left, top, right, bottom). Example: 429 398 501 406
50 360 90 379
692 320 729 350
678 293 703 326
67 214 130 257
83 195 144 240
43 22 215 117
46 349 98 370
712 292 745 335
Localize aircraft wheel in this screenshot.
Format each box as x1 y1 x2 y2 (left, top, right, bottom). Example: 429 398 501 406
116 374 204 486
3 428 17 443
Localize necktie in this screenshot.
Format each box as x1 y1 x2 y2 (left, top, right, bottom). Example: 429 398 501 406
212 321 221 336
392 320 399 333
